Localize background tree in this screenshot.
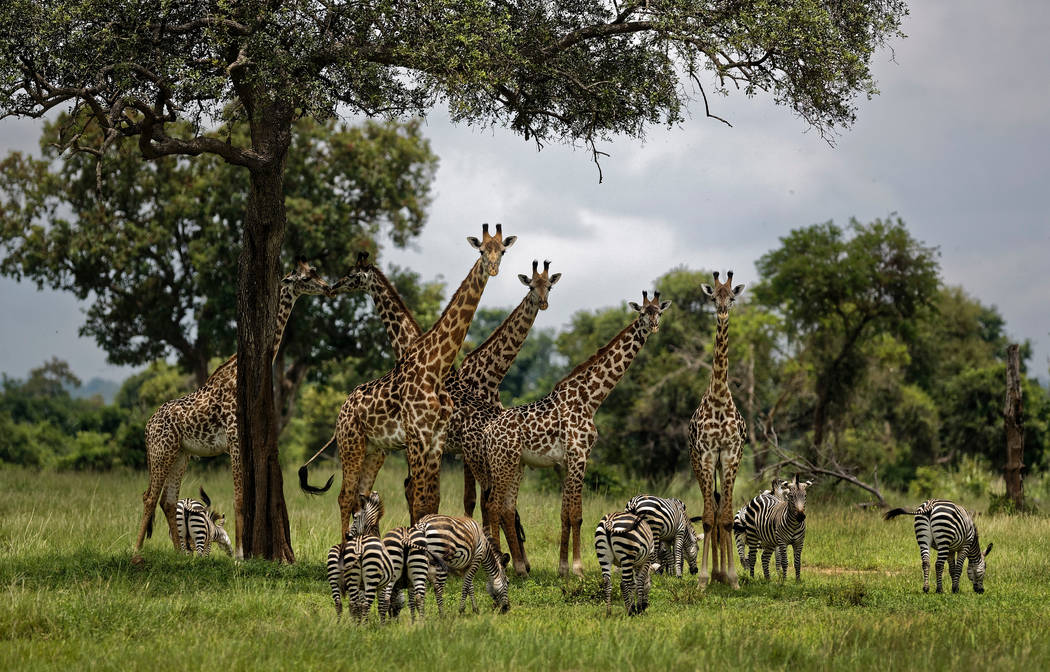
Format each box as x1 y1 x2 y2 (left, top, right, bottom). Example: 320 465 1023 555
0 0 908 560
0 114 440 433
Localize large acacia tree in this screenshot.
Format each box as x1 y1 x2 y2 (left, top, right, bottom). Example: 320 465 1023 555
0 0 908 560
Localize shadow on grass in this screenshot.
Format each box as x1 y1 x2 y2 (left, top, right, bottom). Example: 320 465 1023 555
0 548 326 595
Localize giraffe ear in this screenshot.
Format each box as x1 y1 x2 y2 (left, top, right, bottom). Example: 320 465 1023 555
733 284 745 296
659 300 672 311
467 236 482 249
700 284 714 297
549 272 561 285
518 274 531 286
628 301 642 312
502 235 517 248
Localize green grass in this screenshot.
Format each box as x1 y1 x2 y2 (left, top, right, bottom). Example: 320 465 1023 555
2 463 1049 671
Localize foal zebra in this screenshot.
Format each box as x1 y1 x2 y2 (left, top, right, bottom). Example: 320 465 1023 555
349 490 384 538
594 511 655 616
380 525 446 620
174 488 232 557
414 514 510 614
326 533 396 621
884 499 993 594
732 475 810 581
623 495 699 577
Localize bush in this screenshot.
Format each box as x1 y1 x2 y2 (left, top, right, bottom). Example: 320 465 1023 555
55 431 122 471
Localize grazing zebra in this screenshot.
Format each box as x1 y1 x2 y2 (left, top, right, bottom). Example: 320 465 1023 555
733 479 789 576
884 499 993 594
594 511 655 616
380 525 447 620
326 533 396 621
732 475 810 581
175 488 232 557
624 495 699 578
414 514 510 615
349 490 385 538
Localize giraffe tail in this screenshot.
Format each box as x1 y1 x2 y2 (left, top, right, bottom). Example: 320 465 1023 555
883 507 916 521
513 509 526 545
298 434 337 495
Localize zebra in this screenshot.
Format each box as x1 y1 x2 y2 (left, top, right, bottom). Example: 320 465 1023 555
349 490 384 538
175 488 232 557
594 511 655 616
884 499 993 594
413 514 510 615
326 533 396 622
624 495 700 578
380 525 447 620
732 475 810 581
733 479 789 576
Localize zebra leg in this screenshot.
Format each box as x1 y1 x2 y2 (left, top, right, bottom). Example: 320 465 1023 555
761 549 773 580
620 565 636 615
432 566 448 617
934 549 946 593
377 583 391 623
673 531 685 579
460 561 480 614
794 540 804 582
777 544 788 583
949 551 961 593
635 562 652 615
595 523 615 615
747 546 758 578
920 542 931 593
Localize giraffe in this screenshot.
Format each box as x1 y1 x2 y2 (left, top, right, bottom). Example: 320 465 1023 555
470 291 671 577
443 259 560 521
132 261 330 561
299 224 515 536
689 270 747 589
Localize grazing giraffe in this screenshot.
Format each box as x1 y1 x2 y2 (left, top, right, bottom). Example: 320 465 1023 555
689 270 747 589
300 224 516 534
471 291 671 577
132 261 330 561
443 259 560 519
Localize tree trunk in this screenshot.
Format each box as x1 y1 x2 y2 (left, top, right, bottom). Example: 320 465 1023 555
746 343 763 472
1004 344 1025 510
236 111 295 561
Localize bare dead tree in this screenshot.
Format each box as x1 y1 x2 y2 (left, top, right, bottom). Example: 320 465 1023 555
1004 344 1025 509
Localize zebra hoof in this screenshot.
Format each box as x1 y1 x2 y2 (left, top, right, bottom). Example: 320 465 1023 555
923 586 929 593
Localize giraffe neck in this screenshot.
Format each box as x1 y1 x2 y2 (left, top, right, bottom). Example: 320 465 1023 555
417 258 490 379
709 310 731 394
368 267 423 360
555 317 651 417
455 293 541 406
270 286 299 363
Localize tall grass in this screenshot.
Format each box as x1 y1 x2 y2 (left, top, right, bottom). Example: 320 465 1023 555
2 463 1049 671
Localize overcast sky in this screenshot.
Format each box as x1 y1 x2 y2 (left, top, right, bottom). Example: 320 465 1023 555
1 1 1048 386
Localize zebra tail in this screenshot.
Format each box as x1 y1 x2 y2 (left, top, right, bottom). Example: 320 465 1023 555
298 435 337 495
883 507 916 521
199 487 211 508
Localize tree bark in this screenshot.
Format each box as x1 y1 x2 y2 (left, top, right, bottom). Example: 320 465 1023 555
236 105 295 562
1004 343 1025 510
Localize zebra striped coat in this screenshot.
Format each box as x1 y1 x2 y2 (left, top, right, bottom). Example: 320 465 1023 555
349 490 385 538
594 511 655 616
732 476 810 581
175 492 231 557
884 499 993 594
623 495 699 578
380 525 445 620
326 533 396 621
414 514 510 614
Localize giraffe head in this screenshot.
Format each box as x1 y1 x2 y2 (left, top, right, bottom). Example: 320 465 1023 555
327 251 374 296
700 270 745 314
517 260 561 310
282 260 331 297
628 290 672 333
467 223 517 276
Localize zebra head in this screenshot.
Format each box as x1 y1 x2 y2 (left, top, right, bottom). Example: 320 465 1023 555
684 517 701 574
784 475 812 521
967 541 993 594
350 491 385 538
482 534 511 613
210 511 233 557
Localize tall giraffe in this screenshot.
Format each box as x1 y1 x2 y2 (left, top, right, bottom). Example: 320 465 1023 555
444 259 560 517
132 261 330 561
300 224 515 534
471 291 671 577
689 270 747 589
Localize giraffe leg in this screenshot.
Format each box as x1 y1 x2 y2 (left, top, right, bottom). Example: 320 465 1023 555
718 448 742 589
336 423 368 539
463 460 478 518
355 450 387 500
690 448 716 588
559 458 586 578
160 452 189 551
225 421 245 560
498 464 528 576
132 430 180 561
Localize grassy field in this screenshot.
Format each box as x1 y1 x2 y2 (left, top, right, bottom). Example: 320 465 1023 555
2 462 1049 671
